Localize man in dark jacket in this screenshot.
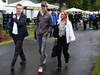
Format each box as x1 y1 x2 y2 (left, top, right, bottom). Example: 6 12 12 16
8 4 28 71
74 12 79 30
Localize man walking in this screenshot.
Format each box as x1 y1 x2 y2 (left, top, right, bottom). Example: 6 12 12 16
8 4 28 71
35 1 52 72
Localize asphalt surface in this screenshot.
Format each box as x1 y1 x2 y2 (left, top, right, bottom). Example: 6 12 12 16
0 30 100 75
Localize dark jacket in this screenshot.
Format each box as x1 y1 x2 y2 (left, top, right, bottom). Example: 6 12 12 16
8 13 28 39
36 11 52 35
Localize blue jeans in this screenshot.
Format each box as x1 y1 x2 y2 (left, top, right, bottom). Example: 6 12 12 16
37 35 48 65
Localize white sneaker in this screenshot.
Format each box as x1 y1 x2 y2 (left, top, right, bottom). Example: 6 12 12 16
38 66 43 72
43 58 46 65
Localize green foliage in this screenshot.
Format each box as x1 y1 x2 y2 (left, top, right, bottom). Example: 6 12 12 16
0 28 34 46
92 55 100 75
96 0 100 10
67 0 81 8
82 0 88 10
37 0 99 11
2 0 6 3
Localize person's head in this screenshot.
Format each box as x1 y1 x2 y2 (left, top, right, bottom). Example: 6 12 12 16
41 1 48 12
75 12 77 14
16 4 23 15
60 10 68 21
60 7 65 13
51 11 56 16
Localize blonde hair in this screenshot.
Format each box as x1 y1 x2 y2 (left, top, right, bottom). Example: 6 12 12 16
61 10 68 20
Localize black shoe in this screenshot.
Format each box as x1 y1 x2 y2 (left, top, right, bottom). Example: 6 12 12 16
65 58 69 63
20 61 26 65
65 65 68 70
65 60 69 63
11 66 14 72
57 67 61 72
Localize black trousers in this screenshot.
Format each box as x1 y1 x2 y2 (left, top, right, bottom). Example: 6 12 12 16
74 21 78 30
11 36 26 67
57 36 69 68
93 20 98 30
83 21 87 30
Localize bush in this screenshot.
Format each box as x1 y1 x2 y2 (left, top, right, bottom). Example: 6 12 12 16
92 55 100 75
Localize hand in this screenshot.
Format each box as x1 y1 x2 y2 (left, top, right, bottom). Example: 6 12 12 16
69 40 76 43
43 32 48 36
13 15 16 19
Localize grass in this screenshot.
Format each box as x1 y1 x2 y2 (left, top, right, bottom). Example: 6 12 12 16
0 40 13 46
0 28 34 46
92 55 100 75
25 28 34 39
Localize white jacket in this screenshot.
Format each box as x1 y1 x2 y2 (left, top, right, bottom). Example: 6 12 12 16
65 19 76 43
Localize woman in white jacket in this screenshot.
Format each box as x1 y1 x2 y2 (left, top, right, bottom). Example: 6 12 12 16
56 10 76 71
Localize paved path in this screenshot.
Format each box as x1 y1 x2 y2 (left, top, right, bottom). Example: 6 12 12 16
0 30 100 75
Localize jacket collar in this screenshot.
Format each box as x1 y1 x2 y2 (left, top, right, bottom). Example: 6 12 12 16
15 13 24 20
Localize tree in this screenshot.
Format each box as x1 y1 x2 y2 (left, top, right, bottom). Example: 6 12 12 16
37 0 99 11
2 0 6 3
90 0 96 10
67 0 81 8
37 0 66 8
96 0 100 10
82 0 89 10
